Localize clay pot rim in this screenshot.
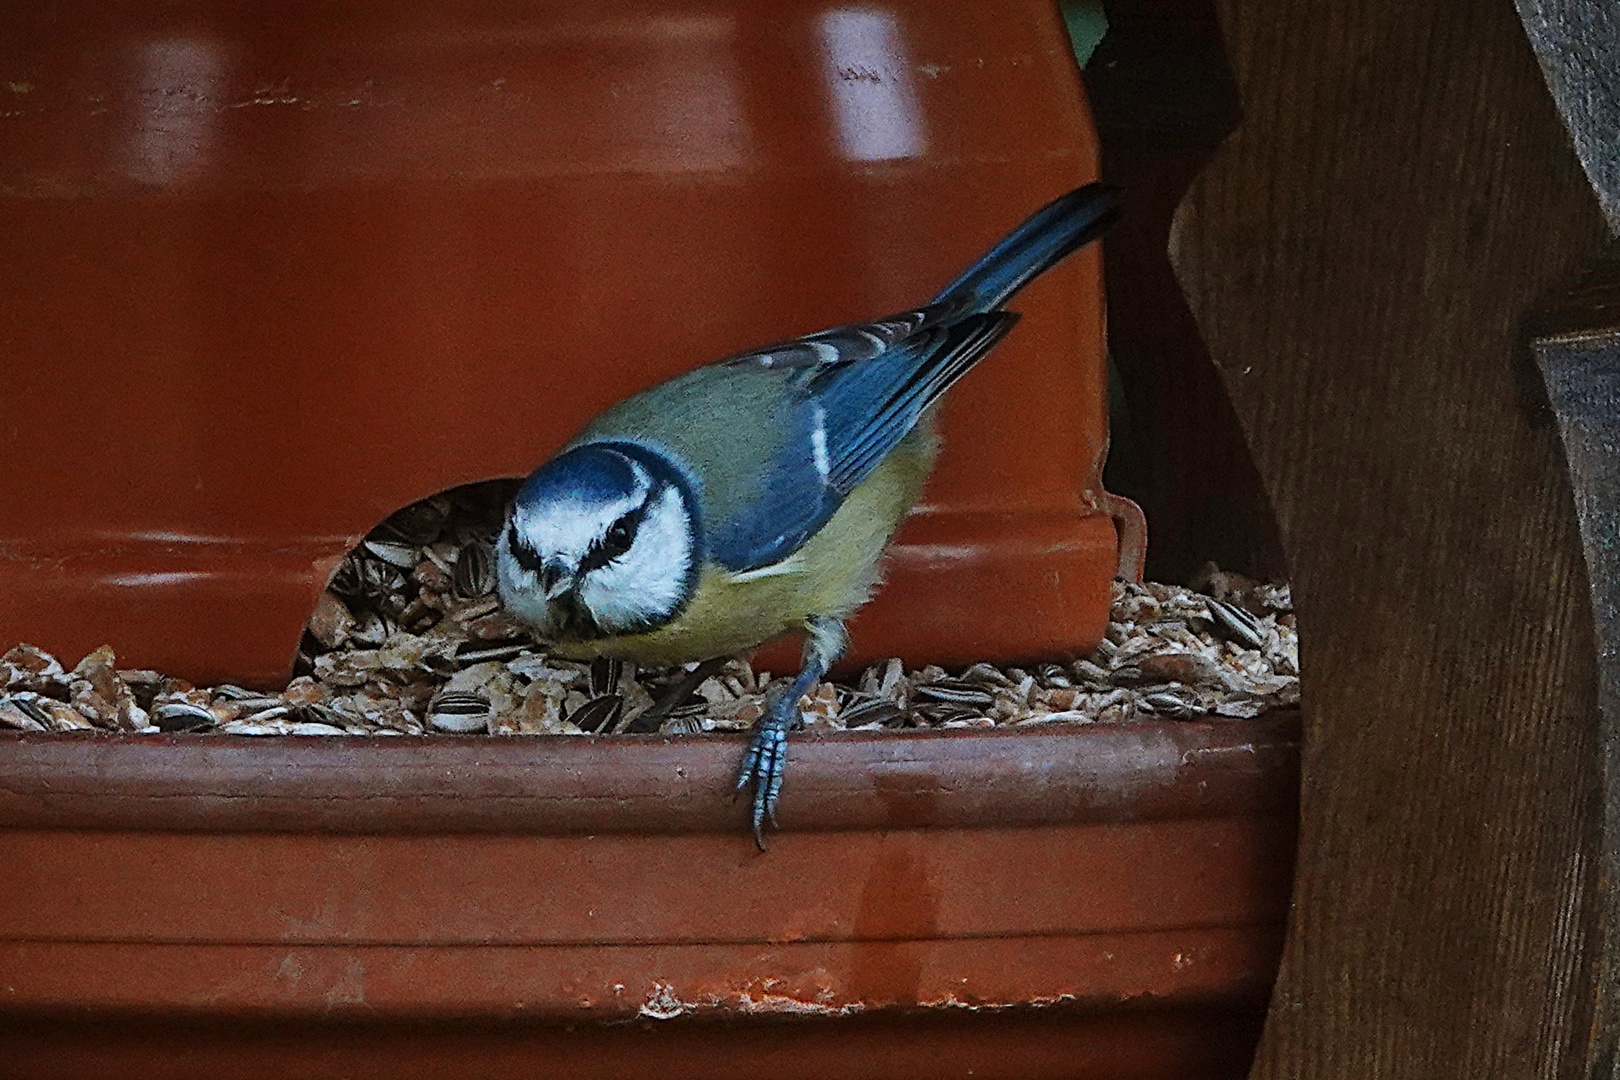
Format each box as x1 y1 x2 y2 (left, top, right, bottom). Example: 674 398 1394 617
0 712 1298 836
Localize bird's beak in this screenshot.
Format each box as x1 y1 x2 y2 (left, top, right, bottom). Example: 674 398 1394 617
540 561 575 600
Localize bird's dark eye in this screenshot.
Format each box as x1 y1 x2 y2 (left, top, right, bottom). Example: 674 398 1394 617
578 510 642 576
601 515 635 559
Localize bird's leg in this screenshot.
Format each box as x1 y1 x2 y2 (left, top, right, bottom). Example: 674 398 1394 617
736 615 847 849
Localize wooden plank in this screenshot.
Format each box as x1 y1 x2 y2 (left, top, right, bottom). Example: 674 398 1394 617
1531 262 1620 1073
1166 0 1610 1073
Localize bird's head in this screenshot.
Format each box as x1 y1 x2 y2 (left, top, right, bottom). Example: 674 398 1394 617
496 442 701 641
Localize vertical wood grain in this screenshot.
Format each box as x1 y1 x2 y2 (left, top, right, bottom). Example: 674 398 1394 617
1169 0 1610 1074
1532 278 1620 1076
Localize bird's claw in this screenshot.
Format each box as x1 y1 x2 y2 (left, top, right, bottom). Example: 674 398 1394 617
735 720 789 850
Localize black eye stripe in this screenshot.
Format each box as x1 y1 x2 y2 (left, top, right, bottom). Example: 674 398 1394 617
579 495 653 574
506 522 545 573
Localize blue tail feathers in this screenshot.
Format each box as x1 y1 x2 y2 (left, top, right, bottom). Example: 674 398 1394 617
933 182 1121 314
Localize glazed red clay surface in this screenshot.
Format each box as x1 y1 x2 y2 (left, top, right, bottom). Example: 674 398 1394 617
0 0 1117 686
0 717 1297 1021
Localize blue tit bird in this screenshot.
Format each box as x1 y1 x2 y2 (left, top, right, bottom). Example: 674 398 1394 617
496 182 1120 846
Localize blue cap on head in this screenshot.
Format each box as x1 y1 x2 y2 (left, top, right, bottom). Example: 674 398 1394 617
514 445 645 510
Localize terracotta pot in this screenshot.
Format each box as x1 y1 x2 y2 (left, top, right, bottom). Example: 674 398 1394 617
0 0 1130 687
0 4 1285 1075
0 713 1298 1078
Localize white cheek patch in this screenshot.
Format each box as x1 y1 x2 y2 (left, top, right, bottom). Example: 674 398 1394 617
578 485 693 632
495 528 555 631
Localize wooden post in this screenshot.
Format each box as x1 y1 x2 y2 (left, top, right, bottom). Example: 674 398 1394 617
1168 0 1611 1073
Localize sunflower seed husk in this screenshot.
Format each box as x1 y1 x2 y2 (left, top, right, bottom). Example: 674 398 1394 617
308 590 356 650
215 693 287 715
447 595 501 623
915 703 985 725
43 702 92 733
1017 709 1095 726
568 694 623 734
839 699 906 728
455 642 529 666
1108 664 1144 686
1070 659 1112 685
590 657 622 697
428 689 493 733
1206 598 1267 651
913 681 997 708
71 645 120 700
362 539 420 570
1037 664 1073 687
1214 697 1270 719
212 684 259 701
286 721 348 736
293 702 347 726
6 691 53 726
218 719 293 736
1141 688 1206 719
151 701 218 732
0 697 46 731
5 475 1300 740
959 662 1014 687
1 644 69 693
453 541 496 599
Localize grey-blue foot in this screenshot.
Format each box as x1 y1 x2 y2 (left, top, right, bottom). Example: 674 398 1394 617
735 694 796 849
734 614 845 849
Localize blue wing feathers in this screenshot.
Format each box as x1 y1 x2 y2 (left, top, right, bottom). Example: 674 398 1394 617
706 314 1016 572
933 182 1120 314
705 401 842 571
703 182 1116 573
815 314 1016 493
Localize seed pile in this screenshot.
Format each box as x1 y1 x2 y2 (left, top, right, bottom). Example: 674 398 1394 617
0 484 1297 737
